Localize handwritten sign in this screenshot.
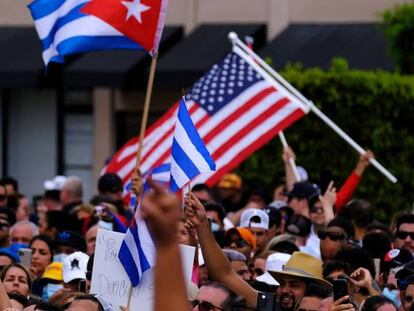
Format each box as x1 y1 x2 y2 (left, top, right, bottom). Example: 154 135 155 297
90 229 195 309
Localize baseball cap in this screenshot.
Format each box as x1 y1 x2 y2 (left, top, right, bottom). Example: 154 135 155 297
269 200 288 210
396 258 414 280
224 227 257 250
62 251 89 283
0 243 27 262
223 249 247 262
41 262 63 282
240 208 269 230
98 173 123 193
55 231 87 253
286 214 312 237
217 173 242 190
286 182 321 204
384 249 413 268
44 176 67 191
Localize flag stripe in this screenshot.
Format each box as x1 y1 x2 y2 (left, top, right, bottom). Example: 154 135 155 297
28 0 67 20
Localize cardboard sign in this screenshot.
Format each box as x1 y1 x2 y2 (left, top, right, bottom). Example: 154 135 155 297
90 229 195 309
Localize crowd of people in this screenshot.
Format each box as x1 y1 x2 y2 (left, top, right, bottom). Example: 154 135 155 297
0 146 413 311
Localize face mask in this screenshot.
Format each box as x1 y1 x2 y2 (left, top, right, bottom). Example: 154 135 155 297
211 222 220 232
53 253 67 263
98 220 113 231
382 288 401 308
42 283 63 300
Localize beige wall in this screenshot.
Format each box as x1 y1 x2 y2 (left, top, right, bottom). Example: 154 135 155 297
3 0 411 38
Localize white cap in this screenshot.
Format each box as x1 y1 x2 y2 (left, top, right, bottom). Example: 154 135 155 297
44 175 67 191
240 208 269 230
256 252 291 286
269 200 288 210
62 251 89 283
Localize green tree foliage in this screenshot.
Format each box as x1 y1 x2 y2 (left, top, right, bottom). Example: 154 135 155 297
237 59 414 221
381 2 414 74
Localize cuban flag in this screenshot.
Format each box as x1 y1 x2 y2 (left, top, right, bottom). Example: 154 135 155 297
170 97 216 192
28 0 168 65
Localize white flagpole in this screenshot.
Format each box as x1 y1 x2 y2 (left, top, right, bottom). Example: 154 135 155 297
228 32 398 184
278 131 301 182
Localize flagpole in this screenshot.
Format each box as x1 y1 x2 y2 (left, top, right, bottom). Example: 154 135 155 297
136 54 159 167
228 32 397 184
278 131 301 182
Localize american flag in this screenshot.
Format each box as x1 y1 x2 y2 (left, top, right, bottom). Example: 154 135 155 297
103 47 308 194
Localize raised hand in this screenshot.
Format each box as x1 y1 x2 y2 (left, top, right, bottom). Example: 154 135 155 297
320 181 337 208
130 168 143 197
282 146 296 163
329 296 355 311
354 150 374 176
184 192 207 228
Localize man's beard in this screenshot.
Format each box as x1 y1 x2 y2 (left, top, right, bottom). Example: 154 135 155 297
278 292 296 311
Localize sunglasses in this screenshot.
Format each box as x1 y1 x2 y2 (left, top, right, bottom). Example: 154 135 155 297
317 231 346 241
310 206 323 214
224 237 246 248
396 231 414 240
191 300 224 310
325 274 348 284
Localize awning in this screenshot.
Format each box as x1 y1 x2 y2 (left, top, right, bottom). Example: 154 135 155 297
260 23 395 71
63 26 183 88
0 27 46 88
155 24 267 88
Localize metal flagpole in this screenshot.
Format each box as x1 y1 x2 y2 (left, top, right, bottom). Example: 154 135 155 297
228 32 397 184
278 131 301 182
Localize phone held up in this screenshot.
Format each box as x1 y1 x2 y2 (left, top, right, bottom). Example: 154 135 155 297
333 278 349 303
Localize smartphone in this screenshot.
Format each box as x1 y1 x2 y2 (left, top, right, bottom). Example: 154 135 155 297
333 279 349 303
78 279 86 293
18 248 32 269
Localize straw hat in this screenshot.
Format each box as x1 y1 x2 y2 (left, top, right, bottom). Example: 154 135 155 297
268 252 332 290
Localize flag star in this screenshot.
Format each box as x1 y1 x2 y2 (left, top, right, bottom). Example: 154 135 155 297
121 0 151 23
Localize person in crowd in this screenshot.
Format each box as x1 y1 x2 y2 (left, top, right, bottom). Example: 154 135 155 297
295 283 330 311
185 192 332 310
62 252 89 293
192 282 235 311
240 208 270 254
267 234 300 254
29 235 54 280
205 202 226 232
346 199 374 244
395 214 414 254
319 217 353 263
9 221 39 245
285 214 312 252
216 173 245 213
264 206 282 239
60 177 83 214
38 211 77 238
223 227 257 260
0 177 18 197
223 249 251 282
85 225 98 256
37 262 64 300
286 181 321 219
0 263 32 297
363 231 393 263
360 295 397 311
15 194 30 222
191 183 214 203
66 294 119 311
256 252 291 287
97 173 123 203
54 231 87 261
0 217 11 248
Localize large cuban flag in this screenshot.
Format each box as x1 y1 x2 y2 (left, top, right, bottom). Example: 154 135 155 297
28 0 168 65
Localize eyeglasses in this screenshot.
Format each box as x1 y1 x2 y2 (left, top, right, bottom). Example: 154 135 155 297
224 237 246 248
0 195 6 201
317 231 346 241
396 231 414 240
191 300 224 310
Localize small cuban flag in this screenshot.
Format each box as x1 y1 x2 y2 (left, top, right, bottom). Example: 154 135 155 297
169 97 216 192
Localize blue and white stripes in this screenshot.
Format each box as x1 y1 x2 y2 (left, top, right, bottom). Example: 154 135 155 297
170 97 216 192
28 0 141 65
118 204 155 287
